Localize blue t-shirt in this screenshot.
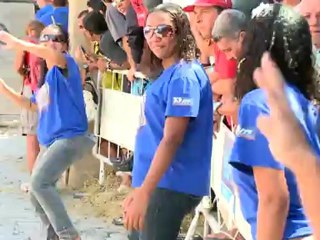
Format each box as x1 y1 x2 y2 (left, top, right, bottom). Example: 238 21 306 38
39 7 69 32
132 60 213 196
230 86 320 239
35 4 54 21
31 54 88 146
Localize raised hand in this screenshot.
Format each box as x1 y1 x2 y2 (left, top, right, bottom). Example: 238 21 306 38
0 30 18 49
0 78 8 94
254 52 311 171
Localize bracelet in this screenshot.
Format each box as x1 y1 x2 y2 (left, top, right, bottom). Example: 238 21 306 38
201 63 211 68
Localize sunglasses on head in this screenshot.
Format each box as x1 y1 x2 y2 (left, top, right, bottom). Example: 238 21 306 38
39 34 66 43
143 24 174 39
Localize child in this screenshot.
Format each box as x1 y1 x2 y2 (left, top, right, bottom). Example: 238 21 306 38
15 20 45 192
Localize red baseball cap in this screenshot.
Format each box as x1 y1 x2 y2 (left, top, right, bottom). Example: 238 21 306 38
183 0 232 12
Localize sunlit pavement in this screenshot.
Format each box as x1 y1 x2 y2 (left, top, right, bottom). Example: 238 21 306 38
0 136 127 240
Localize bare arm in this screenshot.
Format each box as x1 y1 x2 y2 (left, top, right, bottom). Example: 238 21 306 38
254 167 289 240
0 80 37 111
0 31 66 69
288 149 320 239
141 117 189 193
13 39 66 69
255 52 320 239
122 36 137 80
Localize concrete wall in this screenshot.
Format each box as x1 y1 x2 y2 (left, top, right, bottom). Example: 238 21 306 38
0 2 34 115
68 0 89 57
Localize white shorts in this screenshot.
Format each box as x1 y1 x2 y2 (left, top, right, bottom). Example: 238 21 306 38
20 85 38 135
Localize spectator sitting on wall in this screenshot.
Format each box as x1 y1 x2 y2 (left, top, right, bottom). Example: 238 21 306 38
39 0 69 33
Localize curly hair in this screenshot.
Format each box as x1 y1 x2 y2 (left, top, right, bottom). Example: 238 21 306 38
236 3 316 101
151 3 197 62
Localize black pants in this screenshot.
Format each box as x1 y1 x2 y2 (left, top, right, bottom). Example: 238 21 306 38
128 188 202 240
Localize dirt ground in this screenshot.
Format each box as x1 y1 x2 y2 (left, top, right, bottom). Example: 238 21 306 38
73 166 127 221
72 166 203 234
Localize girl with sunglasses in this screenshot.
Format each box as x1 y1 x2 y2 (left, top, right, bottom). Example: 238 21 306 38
0 24 92 240
123 3 213 240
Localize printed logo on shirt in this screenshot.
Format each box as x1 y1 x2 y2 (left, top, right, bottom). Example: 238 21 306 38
172 97 193 106
235 125 256 140
36 82 50 113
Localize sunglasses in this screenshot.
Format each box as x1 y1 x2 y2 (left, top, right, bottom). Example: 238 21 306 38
143 24 174 39
39 34 66 43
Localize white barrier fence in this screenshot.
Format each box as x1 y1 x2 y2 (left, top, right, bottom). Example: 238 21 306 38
92 70 251 239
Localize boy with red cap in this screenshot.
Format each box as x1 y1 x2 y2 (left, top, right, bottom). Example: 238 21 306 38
184 0 238 139
184 2 240 239
184 0 237 101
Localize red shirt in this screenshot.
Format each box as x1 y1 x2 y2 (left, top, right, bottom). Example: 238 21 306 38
130 0 148 27
213 44 237 79
23 37 42 92
213 45 237 128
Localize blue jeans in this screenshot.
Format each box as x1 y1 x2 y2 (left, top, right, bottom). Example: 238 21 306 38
128 188 202 240
30 135 94 240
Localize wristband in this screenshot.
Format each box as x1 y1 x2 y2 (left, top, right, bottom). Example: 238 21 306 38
201 63 211 68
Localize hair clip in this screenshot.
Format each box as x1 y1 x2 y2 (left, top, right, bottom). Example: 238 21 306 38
269 30 276 51
237 57 246 72
283 35 297 69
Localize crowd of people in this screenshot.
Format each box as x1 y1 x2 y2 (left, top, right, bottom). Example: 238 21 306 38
0 0 319 239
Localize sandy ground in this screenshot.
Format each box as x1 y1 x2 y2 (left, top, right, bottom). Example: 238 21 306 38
0 123 127 240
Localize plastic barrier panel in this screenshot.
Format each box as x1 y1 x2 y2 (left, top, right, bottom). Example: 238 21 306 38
99 89 144 151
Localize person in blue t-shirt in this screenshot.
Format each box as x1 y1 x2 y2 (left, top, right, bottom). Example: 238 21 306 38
123 3 213 240
39 0 69 33
229 3 318 240
0 25 91 240
35 0 54 21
